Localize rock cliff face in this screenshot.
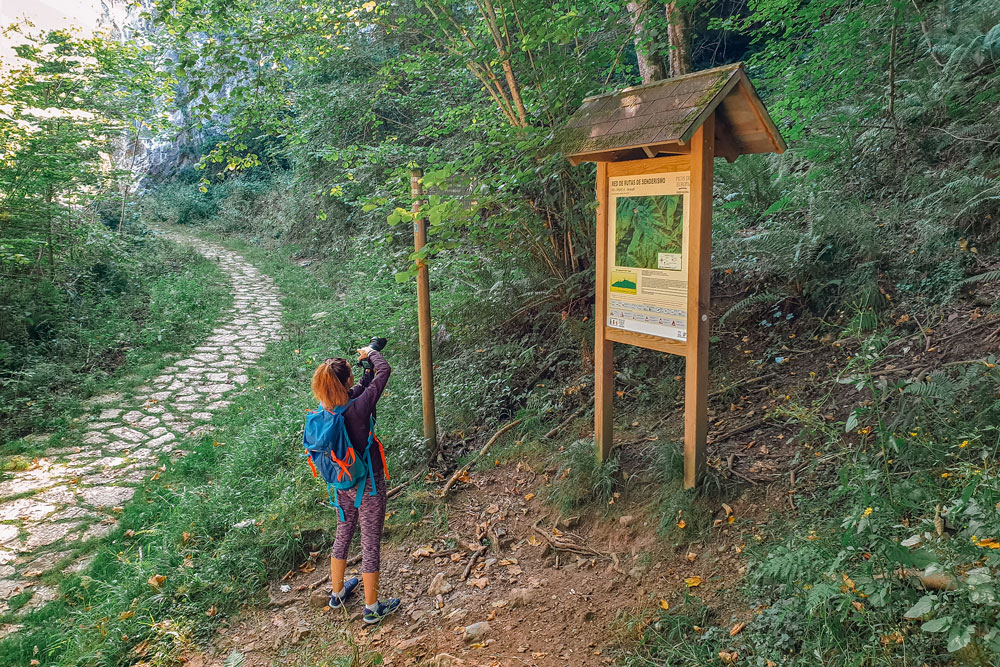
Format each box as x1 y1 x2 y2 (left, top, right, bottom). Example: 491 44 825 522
98 0 202 183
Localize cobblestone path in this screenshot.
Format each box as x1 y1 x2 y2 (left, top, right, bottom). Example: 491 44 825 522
0 235 282 633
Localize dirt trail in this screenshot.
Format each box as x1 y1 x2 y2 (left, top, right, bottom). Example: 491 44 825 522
197 465 754 667
0 233 282 637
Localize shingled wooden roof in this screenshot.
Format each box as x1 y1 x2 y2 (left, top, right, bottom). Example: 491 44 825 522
551 62 786 164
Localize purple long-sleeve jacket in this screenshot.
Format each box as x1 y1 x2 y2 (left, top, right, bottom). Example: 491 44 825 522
344 350 391 470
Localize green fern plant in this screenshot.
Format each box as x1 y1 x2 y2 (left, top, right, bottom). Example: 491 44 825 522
958 269 1000 286
719 291 784 324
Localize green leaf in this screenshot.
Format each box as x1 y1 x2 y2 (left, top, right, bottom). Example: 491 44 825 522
947 625 973 652
921 616 952 633
903 595 934 619
845 410 859 433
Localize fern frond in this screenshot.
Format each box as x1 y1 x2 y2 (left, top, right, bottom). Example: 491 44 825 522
223 652 246 667
720 291 783 324
959 270 1000 286
903 379 954 400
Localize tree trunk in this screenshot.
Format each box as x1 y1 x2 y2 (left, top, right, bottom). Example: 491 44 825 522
47 186 56 280
480 0 528 126
666 2 692 76
626 0 666 83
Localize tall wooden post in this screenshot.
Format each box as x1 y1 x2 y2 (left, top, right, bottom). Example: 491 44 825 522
683 116 715 488
411 168 438 456
594 161 614 461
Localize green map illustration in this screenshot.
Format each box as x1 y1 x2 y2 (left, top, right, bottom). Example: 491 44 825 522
614 194 684 270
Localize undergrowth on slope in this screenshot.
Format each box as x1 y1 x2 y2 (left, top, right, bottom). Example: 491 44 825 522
0 230 230 453
624 333 1000 665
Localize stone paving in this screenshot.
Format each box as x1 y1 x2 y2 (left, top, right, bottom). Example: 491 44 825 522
0 235 282 628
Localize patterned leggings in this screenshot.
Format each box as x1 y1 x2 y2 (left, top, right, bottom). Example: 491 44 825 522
331 468 386 573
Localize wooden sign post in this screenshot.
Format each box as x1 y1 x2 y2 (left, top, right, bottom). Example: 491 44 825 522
410 168 438 458
553 63 785 489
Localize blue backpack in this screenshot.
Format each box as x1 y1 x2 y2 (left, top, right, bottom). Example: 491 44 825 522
303 400 389 521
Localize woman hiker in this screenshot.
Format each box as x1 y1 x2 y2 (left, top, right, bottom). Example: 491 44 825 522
311 345 400 623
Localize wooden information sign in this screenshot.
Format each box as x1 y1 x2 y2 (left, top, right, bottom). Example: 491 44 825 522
551 63 786 488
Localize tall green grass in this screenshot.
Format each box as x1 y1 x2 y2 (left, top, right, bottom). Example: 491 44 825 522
1 231 231 451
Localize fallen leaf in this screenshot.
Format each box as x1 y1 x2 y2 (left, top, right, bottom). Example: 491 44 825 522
719 651 738 664
524 493 535 501
686 552 698 562
206 605 218 617
852 601 864 612
299 561 315 573
659 599 670 610
467 577 488 589
551 527 564 537
411 545 436 559
684 576 702 588
182 532 192 544
527 534 542 546
147 574 165 590
450 552 465 562
676 519 687 529
730 621 746 636
722 503 733 517
119 611 134 620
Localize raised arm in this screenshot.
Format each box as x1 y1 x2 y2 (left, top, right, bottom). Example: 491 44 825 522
351 350 391 416
347 363 374 399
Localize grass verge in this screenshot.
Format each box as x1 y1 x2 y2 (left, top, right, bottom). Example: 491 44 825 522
1 230 231 456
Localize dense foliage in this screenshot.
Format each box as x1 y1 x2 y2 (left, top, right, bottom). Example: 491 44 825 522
0 26 210 441
1 0 999 664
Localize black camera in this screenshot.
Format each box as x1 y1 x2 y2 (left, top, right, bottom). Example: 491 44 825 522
360 337 387 370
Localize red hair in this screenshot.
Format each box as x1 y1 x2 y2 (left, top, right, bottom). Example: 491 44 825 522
312 358 350 410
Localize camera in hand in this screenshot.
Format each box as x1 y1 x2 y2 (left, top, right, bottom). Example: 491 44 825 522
361 336 387 371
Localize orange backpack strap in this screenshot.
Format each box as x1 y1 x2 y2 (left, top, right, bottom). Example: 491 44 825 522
373 434 390 481
304 448 319 477
332 448 355 482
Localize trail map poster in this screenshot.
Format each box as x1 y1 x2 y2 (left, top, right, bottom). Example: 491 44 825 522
607 171 691 342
